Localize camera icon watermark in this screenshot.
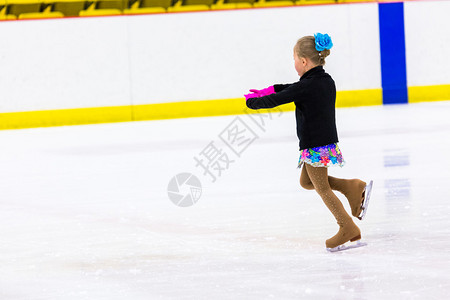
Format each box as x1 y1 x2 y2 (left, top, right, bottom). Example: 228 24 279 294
167 173 202 207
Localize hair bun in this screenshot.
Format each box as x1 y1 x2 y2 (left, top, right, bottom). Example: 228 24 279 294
319 49 330 58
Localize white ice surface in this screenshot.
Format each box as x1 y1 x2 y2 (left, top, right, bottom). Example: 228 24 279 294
1 102 450 299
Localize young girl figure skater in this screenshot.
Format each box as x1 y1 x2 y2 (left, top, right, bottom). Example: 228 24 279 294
245 33 373 252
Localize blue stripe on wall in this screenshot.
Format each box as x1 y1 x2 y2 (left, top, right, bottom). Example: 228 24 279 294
378 2 408 104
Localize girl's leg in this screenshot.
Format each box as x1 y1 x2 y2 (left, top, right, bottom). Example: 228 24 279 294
299 165 366 218
305 164 361 249
329 177 366 219
299 164 315 190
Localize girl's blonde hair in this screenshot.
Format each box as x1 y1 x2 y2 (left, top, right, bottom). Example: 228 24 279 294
294 36 330 66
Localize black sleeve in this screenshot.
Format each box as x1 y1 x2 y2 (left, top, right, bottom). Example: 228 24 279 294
273 83 295 93
246 83 302 109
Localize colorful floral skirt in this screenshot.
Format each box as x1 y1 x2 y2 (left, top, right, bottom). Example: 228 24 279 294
297 143 345 168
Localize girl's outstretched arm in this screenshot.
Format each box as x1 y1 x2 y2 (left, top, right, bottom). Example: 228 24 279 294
246 82 302 109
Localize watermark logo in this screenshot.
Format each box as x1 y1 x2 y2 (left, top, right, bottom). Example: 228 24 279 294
167 173 202 207
168 107 284 207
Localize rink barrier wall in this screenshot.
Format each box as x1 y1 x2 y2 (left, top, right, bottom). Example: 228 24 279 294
0 1 449 130
408 84 450 104
3 84 450 130
0 88 383 129
0 81 449 130
3 83 449 130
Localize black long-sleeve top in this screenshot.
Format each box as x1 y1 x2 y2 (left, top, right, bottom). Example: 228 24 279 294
246 66 338 151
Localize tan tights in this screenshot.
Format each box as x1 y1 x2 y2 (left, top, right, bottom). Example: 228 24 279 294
300 164 366 218
301 164 361 248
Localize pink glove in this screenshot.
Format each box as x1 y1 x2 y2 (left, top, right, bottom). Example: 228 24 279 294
244 92 259 100
244 86 275 100
249 86 275 97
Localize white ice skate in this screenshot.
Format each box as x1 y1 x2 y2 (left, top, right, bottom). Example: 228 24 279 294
357 180 373 220
326 240 368 253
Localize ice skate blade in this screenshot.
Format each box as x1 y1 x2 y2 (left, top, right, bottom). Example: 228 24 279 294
326 240 368 253
357 180 373 220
